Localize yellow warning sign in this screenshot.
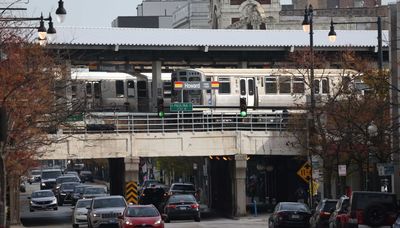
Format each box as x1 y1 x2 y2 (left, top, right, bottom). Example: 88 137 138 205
125 181 138 204
297 161 312 183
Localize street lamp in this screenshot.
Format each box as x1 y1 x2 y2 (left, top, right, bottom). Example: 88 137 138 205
302 4 315 207
55 0 67 23
328 17 383 72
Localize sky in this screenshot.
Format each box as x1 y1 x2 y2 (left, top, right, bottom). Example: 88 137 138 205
5 0 139 27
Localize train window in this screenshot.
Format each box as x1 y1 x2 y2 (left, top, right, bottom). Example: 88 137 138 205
86 83 92 97
355 79 370 94
322 79 329 94
127 80 135 97
189 77 200 81
115 80 124 98
279 76 291 94
240 79 246 95
314 80 320 94
265 77 277 94
163 82 172 98
137 81 147 98
342 76 351 93
179 71 187 76
94 82 101 98
181 77 187 81
248 79 254 95
293 77 305 94
206 77 211 94
219 78 231 94
71 85 77 98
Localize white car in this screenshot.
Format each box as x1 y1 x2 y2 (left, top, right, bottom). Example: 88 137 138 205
29 190 58 212
72 199 92 228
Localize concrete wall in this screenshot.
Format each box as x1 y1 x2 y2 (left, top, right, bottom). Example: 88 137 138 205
38 131 300 160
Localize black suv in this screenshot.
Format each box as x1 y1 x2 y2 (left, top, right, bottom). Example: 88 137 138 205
345 191 398 228
309 198 337 228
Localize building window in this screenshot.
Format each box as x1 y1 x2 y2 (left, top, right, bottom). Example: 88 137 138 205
265 77 277 94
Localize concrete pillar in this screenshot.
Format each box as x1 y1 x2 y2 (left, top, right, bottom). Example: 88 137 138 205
124 156 140 204
389 3 400 198
234 154 247 216
152 61 162 112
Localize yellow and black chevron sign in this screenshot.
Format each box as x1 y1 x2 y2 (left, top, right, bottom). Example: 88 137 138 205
125 181 138 204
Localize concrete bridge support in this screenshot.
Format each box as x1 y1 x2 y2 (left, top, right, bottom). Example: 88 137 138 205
124 156 140 204
234 154 247 216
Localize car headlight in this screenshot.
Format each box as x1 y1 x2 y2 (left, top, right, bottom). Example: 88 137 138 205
41 183 46 186
93 213 99 217
51 199 57 204
125 220 133 225
154 218 162 225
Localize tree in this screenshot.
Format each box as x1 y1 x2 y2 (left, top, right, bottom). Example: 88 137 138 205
286 50 395 198
0 24 76 226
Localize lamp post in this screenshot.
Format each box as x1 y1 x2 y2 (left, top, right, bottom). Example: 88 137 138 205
366 121 378 191
302 4 315 207
328 17 383 72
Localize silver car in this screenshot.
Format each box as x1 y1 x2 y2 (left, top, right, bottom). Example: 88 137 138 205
87 195 127 228
82 186 108 199
29 190 58 212
72 199 92 228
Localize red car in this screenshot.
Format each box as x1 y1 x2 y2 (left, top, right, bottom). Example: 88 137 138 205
119 204 164 228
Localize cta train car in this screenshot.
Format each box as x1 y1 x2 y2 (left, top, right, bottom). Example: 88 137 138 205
170 68 360 111
69 69 171 112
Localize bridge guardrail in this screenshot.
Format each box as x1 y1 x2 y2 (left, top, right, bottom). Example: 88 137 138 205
61 111 305 134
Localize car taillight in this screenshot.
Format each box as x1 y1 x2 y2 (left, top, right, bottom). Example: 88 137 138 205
190 204 199 209
320 211 331 218
166 205 176 209
277 211 287 220
355 210 364 224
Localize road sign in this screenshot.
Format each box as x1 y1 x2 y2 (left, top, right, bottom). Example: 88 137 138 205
338 165 347 176
297 161 312 183
170 102 193 112
377 163 394 176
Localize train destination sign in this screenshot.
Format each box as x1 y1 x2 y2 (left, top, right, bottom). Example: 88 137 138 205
170 102 193 112
174 81 219 90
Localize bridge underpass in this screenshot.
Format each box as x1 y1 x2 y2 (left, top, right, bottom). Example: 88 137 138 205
39 129 302 216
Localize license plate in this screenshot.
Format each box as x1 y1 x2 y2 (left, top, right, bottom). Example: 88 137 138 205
109 219 117 223
179 207 187 210
291 214 300 219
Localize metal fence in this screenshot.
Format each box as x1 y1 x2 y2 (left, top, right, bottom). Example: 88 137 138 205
61 111 304 134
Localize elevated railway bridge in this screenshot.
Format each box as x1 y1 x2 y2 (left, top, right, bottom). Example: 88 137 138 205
39 111 306 216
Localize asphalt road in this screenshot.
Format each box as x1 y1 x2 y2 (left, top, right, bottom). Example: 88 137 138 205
17 182 269 228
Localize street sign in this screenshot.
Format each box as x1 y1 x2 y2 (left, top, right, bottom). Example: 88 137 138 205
297 161 312 183
170 102 193 112
174 81 219 90
377 163 394 176
338 165 347 176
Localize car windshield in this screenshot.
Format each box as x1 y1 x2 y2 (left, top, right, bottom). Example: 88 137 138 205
172 185 195 191
41 171 62 179
61 183 80 190
74 186 87 193
57 176 79 184
85 188 106 194
169 194 196 203
93 198 125 209
32 191 54 198
76 200 92 208
280 203 310 212
322 201 338 211
126 207 159 217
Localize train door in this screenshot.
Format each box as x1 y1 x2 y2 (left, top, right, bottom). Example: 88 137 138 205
85 81 102 110
205 76 213 105
137 80 149 112
239 78 255 107
126 80 136 112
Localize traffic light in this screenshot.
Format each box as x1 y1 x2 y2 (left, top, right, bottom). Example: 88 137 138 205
157 98 165 118
240 97 247 117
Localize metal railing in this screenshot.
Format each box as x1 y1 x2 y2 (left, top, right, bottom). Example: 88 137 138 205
61 111 304 134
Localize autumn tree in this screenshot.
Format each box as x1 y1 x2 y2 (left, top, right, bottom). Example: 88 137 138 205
286 50 395 198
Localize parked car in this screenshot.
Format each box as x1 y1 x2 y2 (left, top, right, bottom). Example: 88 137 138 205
29 190 58 212
118 204 164 228
71 185 91 206
336 191 398 228
87 195 127 228
328 195 350 228
309 199 338 228
82 186 108 199
163 194 200 223
28 169 41 184
139 184 169 211
57 182 81 206
72 199 92 228
79 170 94 182
268 202 312 228
40 169 62 190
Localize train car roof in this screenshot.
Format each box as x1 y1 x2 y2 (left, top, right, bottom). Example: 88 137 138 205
71 71 137 80
139 72 171 81
176 68 357 76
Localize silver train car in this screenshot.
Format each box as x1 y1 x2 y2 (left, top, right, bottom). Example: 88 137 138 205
170 68 361 111
69 69 171 112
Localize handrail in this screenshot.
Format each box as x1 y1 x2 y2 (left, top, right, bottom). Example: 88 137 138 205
60 111 304 134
